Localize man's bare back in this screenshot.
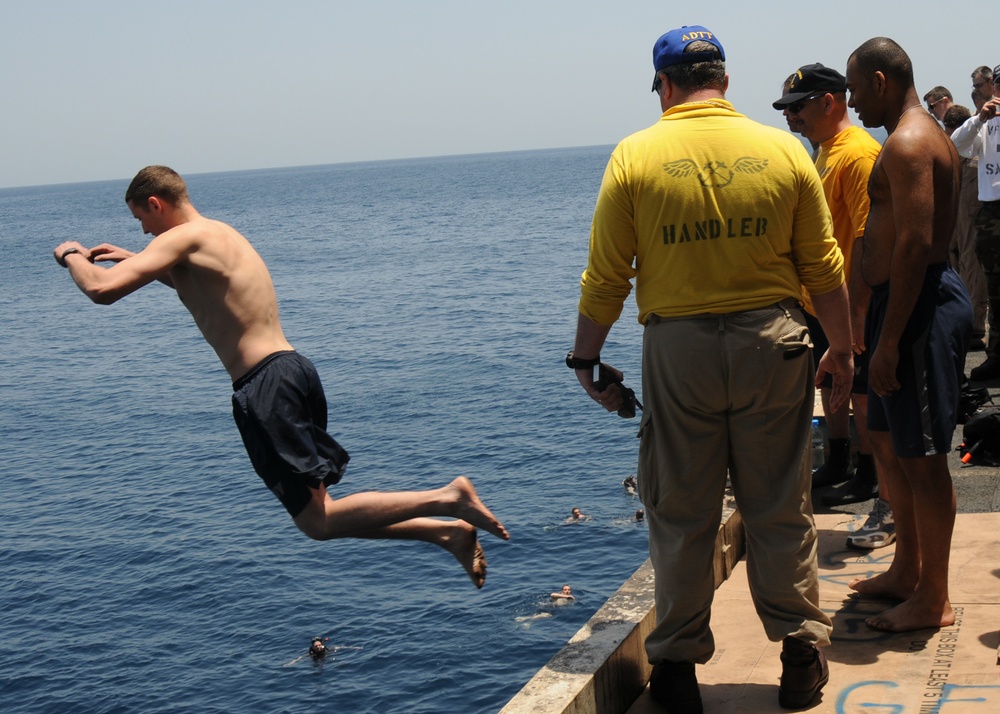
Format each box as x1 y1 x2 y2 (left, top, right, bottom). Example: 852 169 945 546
137 215 294 382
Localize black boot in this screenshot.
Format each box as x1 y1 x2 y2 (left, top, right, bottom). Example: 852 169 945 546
649 661 703 714
823 452 879 506
812 438 854 488
779 637 829 709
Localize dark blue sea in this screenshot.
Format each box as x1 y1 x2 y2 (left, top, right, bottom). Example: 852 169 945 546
0 146 651 713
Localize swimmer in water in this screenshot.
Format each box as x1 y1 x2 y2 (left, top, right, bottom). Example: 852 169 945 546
309 637 328 660
565 507 590 524
551 584 576 602
635 508 645 522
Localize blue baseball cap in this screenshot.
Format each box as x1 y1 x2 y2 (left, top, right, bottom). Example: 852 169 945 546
652 25 725 82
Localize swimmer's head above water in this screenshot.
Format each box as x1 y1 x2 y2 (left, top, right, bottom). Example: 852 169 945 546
551 584 576 601
309 637 328 659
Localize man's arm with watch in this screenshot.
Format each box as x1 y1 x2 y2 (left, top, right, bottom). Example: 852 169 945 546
570 312 628 414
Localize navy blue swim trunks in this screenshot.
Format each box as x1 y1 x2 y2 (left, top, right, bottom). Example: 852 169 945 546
866 264 973 457
232 351 350 517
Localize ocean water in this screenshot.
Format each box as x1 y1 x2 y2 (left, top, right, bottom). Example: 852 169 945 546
0 147 651 713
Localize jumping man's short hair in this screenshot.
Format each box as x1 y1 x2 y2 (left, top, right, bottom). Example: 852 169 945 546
125 165 189 208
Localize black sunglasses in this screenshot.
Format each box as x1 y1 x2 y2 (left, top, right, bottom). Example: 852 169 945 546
784 94 823 114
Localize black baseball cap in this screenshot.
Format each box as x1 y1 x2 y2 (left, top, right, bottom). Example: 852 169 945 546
772 63 847 109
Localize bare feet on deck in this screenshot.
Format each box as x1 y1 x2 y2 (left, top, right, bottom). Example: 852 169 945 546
442 522 489 589
449 476 510 541
865 595 955 633
848 571 916 602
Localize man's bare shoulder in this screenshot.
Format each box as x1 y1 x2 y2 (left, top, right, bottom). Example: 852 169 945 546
163 216 241 243
869 128 919 190
151 216 251 263
882 113 950 162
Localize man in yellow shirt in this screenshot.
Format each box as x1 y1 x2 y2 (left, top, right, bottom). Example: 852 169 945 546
773 65 885 520
569 25 852 712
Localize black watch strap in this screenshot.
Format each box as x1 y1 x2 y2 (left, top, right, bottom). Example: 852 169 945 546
566 351 601 370
58 247 81 267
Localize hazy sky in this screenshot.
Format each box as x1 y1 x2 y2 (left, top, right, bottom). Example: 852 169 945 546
0 1 989 189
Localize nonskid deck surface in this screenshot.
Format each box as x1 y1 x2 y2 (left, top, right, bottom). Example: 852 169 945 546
626 512 1000 714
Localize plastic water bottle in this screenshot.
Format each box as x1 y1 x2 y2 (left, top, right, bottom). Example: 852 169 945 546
811 418 826 471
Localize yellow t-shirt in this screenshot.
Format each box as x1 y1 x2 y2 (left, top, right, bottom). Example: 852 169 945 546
579 100 844 325
815 125 880 272
799 125 880 314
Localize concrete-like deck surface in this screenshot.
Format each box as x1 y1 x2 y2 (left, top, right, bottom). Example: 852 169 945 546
625 511 1000 713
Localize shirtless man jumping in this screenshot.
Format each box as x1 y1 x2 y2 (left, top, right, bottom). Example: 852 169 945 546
54 165 508 588
844 40 973 631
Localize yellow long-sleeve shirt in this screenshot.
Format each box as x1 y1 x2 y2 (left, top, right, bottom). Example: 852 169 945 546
579 100 844 325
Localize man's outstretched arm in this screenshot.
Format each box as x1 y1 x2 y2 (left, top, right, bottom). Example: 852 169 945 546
54 229 191 304
88 243 176 289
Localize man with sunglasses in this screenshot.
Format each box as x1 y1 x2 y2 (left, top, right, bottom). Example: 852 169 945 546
923 86 954 122
773 65 883 515
971 66 994 111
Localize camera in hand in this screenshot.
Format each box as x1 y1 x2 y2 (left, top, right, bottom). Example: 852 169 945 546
594 363 641 419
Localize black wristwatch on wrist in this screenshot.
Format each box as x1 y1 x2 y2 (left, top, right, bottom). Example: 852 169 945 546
565 351 600 370
57 247 81 267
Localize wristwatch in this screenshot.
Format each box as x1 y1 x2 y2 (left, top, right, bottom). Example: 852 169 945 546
57 247 81 267
565 351 601 370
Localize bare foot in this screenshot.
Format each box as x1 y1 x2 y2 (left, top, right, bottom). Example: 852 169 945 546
865 595 955 632
848 571 915 601
449 476 510 541
442 522 488 589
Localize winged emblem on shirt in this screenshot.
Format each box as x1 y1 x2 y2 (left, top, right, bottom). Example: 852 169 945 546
663 157 769 188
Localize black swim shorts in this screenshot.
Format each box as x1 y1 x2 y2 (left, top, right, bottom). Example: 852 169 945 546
866 264 973 457
232 351 350 517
